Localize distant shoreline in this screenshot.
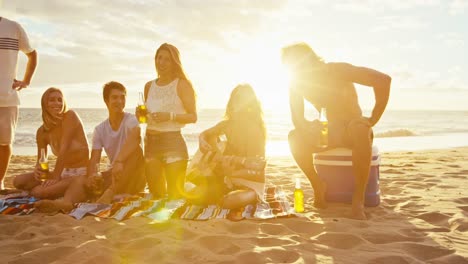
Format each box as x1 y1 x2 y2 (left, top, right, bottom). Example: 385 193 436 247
12 132 468 156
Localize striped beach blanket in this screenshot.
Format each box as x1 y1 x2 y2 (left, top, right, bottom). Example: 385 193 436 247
0 186 294 221
0 191 37 215
70 186 294 221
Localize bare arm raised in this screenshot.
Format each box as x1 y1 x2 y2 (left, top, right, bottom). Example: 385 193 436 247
336 63 392 126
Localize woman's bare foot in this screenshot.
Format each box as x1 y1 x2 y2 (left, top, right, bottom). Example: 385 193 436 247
34 200 74 214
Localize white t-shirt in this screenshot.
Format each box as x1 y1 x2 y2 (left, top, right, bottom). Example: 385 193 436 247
92 112 139 164
0 17 34 107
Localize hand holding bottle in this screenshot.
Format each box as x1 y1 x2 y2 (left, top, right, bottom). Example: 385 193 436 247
90 164 104 197
136 92 148 124
34 148 50 182
319 108 328 148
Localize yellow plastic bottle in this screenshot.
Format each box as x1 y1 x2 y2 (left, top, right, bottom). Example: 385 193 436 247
39 148 49 181
319 107 328 148
294 178 305 213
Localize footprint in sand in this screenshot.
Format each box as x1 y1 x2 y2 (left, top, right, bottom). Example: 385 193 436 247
13 246 76 264
413 161 429 164
405 183 427 189
382 169 405 174
258 222 290 235
445 174 467 179
226 222 258 234
14 231 38 241
383 197 405 205
362 231 424 244
369 255 414 263
399 228 427 238
196 235 241 255
423 178 441 184
399 242 455 262
121 236 163 252
252 236 299 247
438 184 458 189
282 220 324 236
449 214 468 232
454 197 468 204
311 232 365 250
415 212 451 226
237 248 301 264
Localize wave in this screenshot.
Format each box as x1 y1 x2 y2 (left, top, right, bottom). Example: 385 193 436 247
375 129 417 138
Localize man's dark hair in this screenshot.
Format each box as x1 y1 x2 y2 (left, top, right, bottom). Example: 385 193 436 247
103 81 126 102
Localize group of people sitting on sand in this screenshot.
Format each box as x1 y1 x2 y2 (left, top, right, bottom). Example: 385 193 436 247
8 42 392 220
12 43 267 214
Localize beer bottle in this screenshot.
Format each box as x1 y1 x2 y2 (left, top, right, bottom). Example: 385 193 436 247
39 148 49 181
294 178 305 213
92 163 104 197
137 92 147 124
319 107 328 148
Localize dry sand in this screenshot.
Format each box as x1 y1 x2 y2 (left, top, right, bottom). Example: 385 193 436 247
1 148 467 263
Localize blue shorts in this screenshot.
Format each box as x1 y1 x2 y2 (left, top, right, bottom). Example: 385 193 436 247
145 131 188 164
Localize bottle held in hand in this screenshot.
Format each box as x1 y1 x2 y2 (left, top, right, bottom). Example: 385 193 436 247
39 148 49 181
319 107 328 148
137 92 147 124
294 178 305 213
92 164 104 197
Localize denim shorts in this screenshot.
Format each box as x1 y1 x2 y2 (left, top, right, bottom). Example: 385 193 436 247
145 131 188 163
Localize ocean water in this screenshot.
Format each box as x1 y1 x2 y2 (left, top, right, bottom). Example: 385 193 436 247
13 108 468 156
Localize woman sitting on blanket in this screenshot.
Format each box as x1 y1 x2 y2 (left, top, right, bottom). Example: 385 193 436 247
13 88 89 199
187 84 266 209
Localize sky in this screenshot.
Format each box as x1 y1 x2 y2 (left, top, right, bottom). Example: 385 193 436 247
1 0 468 111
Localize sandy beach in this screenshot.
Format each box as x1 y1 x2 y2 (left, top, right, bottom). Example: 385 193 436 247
1 148 467 264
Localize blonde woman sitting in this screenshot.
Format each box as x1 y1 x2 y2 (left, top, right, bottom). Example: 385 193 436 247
187 84 266 210
13 88 89 199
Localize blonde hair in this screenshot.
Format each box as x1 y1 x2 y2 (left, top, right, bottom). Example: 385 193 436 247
155 43 189 81
224 84 266 154
41 87 68 131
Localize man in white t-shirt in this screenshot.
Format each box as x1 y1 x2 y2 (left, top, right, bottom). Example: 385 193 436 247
34 82 146 212
0 17 38 191
87 81 146 202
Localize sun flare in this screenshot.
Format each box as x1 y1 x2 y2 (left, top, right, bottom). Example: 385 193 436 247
228 42 291 114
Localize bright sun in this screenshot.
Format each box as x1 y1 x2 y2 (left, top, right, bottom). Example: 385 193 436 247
229 42 291 114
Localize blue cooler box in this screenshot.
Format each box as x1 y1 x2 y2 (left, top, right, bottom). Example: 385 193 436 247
313 146 381 207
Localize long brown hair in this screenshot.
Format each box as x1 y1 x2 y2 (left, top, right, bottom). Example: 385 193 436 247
155 43 189 81
41 87 68 131
224 84 266 156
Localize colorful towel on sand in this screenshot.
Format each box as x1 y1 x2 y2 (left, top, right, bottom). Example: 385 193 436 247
0 186 294 221
0 191 37 215
69 186 294 221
